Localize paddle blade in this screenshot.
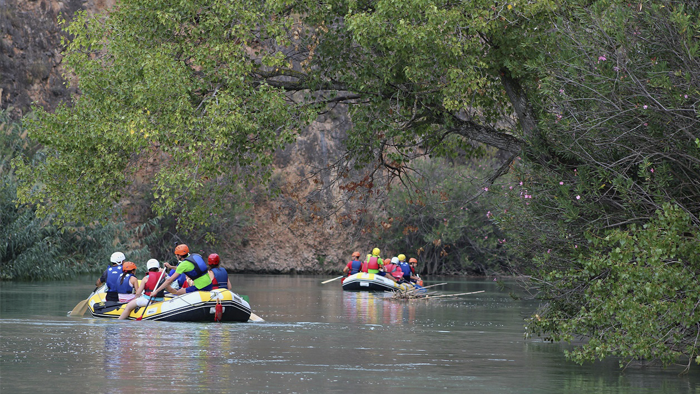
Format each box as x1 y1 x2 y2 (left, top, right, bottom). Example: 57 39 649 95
70 299 89 317
249 313 264 322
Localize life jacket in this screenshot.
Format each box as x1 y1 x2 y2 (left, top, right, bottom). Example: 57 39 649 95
364 255 380 273
182 253 208 281
399 262 412 280
105 265 123 293
210 267 228 289
116 273 135 294
144 271 166 298
385 263 404 279
348 260 362 275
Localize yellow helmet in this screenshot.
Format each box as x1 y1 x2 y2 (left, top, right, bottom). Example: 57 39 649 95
372 248 380 256
398 254 406 261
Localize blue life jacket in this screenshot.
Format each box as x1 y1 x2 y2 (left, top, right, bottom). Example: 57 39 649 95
105 265 123 293
211 267 229 289
349 260 362 275
183 253 208 280
399 262 412 280
116 273 134 294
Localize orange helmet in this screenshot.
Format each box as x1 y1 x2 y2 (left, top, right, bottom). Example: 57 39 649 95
352 251 361 258
409 257 418 263
122 261 137 272
208 253 220 266
384 258 392 264
174 244 189 256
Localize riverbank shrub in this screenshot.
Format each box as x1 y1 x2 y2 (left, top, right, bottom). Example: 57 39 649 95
0 112 151 280
377 158 511 275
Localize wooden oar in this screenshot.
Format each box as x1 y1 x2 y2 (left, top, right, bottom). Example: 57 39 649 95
420 282 448 289
426 290 485 299
137 268 167 321
321 276 343 284
70 286 99 317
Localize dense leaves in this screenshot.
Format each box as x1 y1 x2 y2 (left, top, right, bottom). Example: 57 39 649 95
379 158 511 275
0 111 151 280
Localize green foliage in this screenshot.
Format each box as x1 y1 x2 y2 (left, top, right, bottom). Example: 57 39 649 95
0 111 151 280
498 1 700 367
13 0 313 234
378 158 511 275
526 204 700 367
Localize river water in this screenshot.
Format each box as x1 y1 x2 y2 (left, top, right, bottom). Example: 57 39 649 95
1 275 698 393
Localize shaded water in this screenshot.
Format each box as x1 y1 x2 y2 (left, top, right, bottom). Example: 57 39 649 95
1 275 698 393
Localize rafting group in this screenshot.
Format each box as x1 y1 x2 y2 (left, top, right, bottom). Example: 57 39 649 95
342 248 422 285
75 244 253 322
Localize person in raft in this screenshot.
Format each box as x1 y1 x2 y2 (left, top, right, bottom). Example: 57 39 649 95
118 259 166 320
153 244 213 296
343 252 363 277
384 257 404 283
362 248 392 279
398 254 419 283
96 251 126 302
207 253 231 290
117 262 140 303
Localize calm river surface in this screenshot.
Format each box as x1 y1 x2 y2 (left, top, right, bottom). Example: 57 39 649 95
1 275 698 393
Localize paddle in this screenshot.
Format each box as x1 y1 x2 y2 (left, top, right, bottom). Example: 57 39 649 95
321 276 343 284
136 267 167 321
425 290 485 299
70 286 99 317
249 312 264 322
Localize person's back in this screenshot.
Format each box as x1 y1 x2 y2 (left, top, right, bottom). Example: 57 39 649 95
398 254 412 282
364 248 383 274
208 253 231 290
345 252 363 276
99 252 126 302
117 262 139 303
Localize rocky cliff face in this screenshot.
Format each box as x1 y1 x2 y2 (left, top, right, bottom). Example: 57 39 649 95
0 0 115 117
1 0 375 273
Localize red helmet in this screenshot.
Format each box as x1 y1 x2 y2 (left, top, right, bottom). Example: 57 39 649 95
352 251 361 258
174 244 189 256
208 253 220 266
122 261 137 272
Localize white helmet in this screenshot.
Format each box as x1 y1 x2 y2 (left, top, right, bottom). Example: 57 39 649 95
110 252 126 264
146 259 160 270
391 257 399 264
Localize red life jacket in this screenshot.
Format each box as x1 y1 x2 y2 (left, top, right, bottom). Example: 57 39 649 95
362 256 379 272
144 271 166 298
384 263 404 279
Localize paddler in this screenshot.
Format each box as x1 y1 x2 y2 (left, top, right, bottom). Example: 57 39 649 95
152 244 213 296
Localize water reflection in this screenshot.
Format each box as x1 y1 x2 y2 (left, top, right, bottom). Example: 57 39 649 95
342 292 418 325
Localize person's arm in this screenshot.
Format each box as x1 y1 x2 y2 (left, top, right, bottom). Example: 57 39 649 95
227 278 232 289
153 272 178 295
130 276 139 293
96 269 108 286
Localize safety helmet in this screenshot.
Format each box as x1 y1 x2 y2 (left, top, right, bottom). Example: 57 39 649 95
409 257 418 263
372 248 380 256
391 257 399 264
352 251 361 258
398 254 406 262
174 244 189 256
146 259 160 270
208 253 220 266
110 252 126 264
122 261 137 272
384 258 392 264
